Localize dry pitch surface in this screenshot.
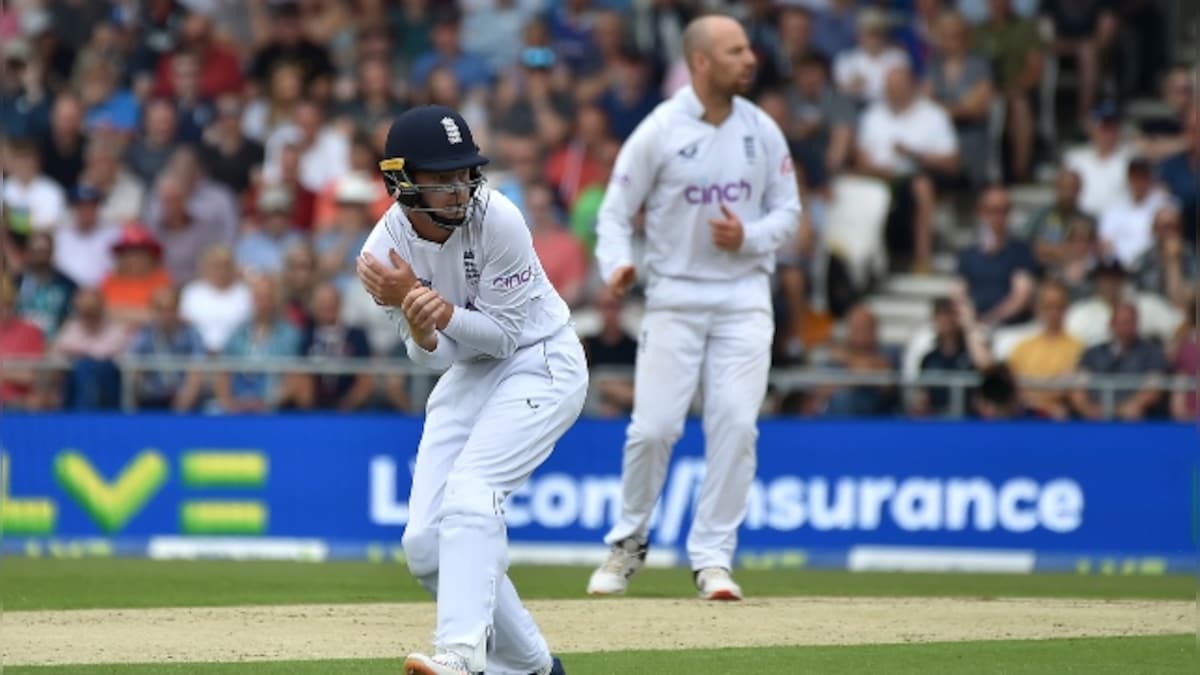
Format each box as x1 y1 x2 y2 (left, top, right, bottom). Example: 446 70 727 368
5 596 1190 667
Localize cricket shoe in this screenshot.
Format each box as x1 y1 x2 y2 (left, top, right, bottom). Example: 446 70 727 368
403 652 478 675
531 656 566 675
694 567 743 601
586 536 648 595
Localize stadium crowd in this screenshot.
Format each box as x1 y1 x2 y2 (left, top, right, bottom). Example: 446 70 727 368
0 0 1195 420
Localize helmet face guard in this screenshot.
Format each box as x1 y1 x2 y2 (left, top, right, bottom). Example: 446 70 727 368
379 158 488 230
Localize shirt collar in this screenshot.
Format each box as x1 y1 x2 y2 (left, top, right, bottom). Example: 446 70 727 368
675 85 706 119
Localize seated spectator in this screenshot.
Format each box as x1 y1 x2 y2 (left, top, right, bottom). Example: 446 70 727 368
247 0 335 99
527 184 589 308
181 245 253 354
152 12 243 100
545 105 613 210
1045 0 1118 129
1063 102 1132 218
914 296 993 417
15 232 76 340
1066 258 1182 347
924 10 995 187
1024 168 1094 268
162 51 216 144
1097 156 1172 267
263 100 351 194
490 39 574 148
1134 65 1194 162
808 304 900 417
214 276 304 414
1169 305 1197 422
410 9 492 94
1007 280 1083 419
972 362 1030 420
581 289 637 418
280 241 318 333
127 286 207 411
76 56 139 135
52 287 129 410
812 0 859 61
971 0 1044 181
1070 303 1168 421
834 8 910 106
597 49 661 143
80 135 144 226
54 185 120 288
311 134 392 231
956 186 1036 326
200 95 265 197
2 137 66 232
1132 205 1197 308
893 0 941 77
99 224 173 327
296 283 374 412
336 56 406 137
0 276 46 410
786 53 856 188
123 97 179 185
774 207 832 366
236 187 305 277
143 148 240 283
315 172 377 290
37 93 87 192
241 60 305 145
855 64 959 272
1156 106 1198 240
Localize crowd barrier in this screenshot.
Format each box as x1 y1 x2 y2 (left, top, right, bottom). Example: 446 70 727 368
1 415 1194 574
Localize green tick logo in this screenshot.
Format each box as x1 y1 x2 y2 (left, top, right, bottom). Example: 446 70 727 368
54 450 169 533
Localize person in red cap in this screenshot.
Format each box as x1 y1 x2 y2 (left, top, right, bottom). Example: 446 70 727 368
98 223 173 326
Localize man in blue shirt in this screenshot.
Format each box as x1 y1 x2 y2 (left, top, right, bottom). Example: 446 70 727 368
956 186 1038 326
127 286 207 411
409 11 492 93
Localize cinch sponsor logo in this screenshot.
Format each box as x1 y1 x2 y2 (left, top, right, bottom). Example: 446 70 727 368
491 265 534 290
368 457 1085 543
684 180 752 205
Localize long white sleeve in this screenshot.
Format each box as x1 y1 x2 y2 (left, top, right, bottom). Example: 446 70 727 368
740 113 802 256
595 113 662 283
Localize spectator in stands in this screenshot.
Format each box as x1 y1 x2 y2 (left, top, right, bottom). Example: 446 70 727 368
1070 302 1168 421
338 56 406 136
266 143 318 230
124 97 179 184
1 38 50 140
52 287 128 410
76 56 139 135
490 34 574 148
410 9 491 93
280 240 317 333
1113 0 1168 100
145 171 237 285
1097 157 1172 268
14 232 76 340
809 304 900 417
1066 258 1182 347
153 11 243 100
546 105 613 210
957 186 1037 326
2 137 66 232
856 64 960 273
547 0 602 75
296 282 374 412
774 204 831 366
248 0 334 100
127 286 207 412
461 0 536 75
973 362 1028 419
581 288 636 418
54 185 120 288
162 51 216 144
924 10 995 188
813 0 862 62
528 184 589 308
264 100 351 195
1132 205 1197 309
201 94 265 198
1169 304 1197 422
972 0 1043 182
755 4 816 91
214 275 305 414
37 93 87 190
1156 105 1198 241
181 245 253 355
914 296 993 417
597 48 661 143
1025 168 1094 268
1045 0 1118 129
99 224 173 327
236 187 304 278
787 53 856 189
892 0 941 78
834 8 910 106
0 276 46 411
315 172 377 291
312 134 391 232
242 61 305 144
1064 102 1132 218
1007 280 1083 419
81 135 145 225
1135 65 1194 162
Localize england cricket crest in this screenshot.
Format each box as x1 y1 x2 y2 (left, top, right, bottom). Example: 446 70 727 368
463 248 480 293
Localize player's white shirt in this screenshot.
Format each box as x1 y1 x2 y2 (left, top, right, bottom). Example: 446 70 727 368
359 189 570 371
595 85 802 308
857 97 959 175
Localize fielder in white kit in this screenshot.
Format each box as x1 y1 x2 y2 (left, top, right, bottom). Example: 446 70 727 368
357 106 581 675
587 15 802 601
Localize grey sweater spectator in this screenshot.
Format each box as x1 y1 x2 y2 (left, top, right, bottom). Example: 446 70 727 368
127 286 207 411
1070 303 1168 421
124 98 179 185
143 149 240 283
923 11 994 187
956 186 1036 326
1132 206 1198 308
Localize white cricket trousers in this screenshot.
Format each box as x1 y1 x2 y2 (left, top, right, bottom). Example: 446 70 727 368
604 302 773 571
401 327 588 674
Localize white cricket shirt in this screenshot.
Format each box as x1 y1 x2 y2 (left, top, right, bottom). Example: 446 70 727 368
360 189 571 371
595 85 802 311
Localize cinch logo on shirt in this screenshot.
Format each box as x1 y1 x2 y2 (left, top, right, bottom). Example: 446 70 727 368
684 180 752 205
491 265 534 291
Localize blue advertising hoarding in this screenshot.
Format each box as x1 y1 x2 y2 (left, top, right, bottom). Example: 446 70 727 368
1 415 1194 572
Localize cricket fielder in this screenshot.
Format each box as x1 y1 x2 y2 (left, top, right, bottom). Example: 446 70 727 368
357 105 581 675
586 15 802 601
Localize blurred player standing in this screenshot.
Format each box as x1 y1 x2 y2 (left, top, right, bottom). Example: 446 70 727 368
587 15 802 601
358 106 578 675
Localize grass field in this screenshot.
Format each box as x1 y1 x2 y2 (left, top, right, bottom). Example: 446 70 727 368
2 559 1194 674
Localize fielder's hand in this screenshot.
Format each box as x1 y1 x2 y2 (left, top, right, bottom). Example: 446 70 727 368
357 249 416 306
401 286 445 351
608 265 636 298
709 204 745 252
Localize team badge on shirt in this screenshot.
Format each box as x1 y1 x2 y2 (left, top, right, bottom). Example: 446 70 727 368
463 249 480 285
678 142 699 159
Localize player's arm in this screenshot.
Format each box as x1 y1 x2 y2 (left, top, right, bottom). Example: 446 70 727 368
738 114 803 256
595 114 661 289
